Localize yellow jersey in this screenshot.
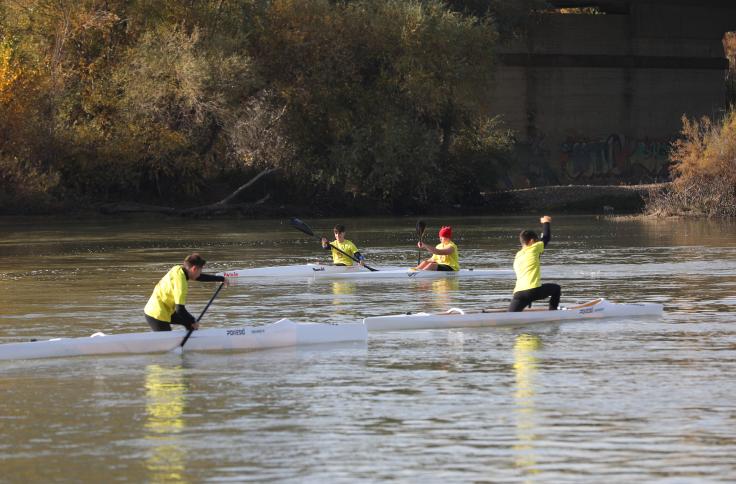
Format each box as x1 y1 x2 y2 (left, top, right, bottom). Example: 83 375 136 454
513 241 544 293
144 265 188 322
328 239 360 266
430 241 459 271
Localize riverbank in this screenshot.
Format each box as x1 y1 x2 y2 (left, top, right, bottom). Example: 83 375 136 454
0 183 663 218
93 183 661 217
477 183 663 216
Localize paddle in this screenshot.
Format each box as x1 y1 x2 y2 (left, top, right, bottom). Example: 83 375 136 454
176 281 225 352
289 217 378 272
416 220 426 265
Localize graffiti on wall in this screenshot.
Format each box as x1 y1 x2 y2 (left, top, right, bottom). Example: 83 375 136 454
501 133 674 189
558 134 672 181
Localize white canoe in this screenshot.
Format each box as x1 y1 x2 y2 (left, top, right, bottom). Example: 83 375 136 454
0 319 367 361
219 263 363 279
364 298 663 331
219 263 513 281
315 267 514 280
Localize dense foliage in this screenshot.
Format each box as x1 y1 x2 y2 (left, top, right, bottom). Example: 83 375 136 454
646 109 736 217
0 0 526 214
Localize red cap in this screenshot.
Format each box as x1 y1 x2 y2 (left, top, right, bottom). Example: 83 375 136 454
438 226 452 238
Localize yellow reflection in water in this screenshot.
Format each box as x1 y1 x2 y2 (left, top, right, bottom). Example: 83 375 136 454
330 281 357 314
331 281 356 297
144 364 188 484
513 333 542 478
415 278 460 310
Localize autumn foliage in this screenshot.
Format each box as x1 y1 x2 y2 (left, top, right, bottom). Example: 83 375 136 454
646 110 736 217
0 0 521 214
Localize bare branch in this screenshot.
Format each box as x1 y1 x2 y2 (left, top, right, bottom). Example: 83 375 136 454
216 166 278 206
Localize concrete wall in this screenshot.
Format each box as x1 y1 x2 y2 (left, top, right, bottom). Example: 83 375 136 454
490 2 736 186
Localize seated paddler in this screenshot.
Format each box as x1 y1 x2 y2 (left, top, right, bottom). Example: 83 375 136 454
320 224 367 266
415 225 459 271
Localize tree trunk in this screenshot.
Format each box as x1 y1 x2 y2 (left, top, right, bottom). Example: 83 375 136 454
99 167 278 216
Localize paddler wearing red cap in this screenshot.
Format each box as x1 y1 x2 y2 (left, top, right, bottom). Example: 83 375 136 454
415 226 459 271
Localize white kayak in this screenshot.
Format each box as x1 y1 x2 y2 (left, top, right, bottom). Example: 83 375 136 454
314 267 513 281
364 298 663 331
0 319 367 361
219 263 362 279
219 263 513 281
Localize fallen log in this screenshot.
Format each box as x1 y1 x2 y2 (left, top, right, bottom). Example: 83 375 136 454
98 167 277 216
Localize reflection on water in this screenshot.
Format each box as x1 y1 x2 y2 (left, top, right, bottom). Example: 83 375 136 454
414 278 460 310
330 282 357 319
330 281 356 298
145 364 187 484
513 334 543 478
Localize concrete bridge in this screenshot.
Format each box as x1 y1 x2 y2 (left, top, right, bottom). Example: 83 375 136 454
490 0 736 186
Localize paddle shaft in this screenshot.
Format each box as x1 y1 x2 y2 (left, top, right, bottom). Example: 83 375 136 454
325 241 377 272
179 281 225 348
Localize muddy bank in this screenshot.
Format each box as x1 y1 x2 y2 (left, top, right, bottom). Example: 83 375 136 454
96 184 660 217
476 184 663 216
2 183 663 218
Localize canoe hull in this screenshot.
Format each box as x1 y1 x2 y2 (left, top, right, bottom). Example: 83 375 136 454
0 299 663 360
219 263 362 279
184 319 367 351
0 319 367 361
219 264 513 281
364 299 664 331
314 268 514 281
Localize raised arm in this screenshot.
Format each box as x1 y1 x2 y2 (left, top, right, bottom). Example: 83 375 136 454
540 215 552 247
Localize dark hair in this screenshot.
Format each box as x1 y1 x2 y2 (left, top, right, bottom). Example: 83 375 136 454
184 253 207 268
519 230 538 245
333 224 346 233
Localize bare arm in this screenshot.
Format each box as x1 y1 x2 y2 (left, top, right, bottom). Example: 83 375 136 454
418 242 455 255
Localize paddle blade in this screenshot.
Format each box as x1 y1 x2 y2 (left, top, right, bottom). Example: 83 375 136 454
416 220 426 266
289 217 315 237
416 220 426 239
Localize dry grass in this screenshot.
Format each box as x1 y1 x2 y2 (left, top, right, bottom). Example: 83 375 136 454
646 109 736 217
603 214 662 222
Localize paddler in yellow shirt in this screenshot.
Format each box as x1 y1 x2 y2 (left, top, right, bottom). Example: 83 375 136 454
508 215 561 312
415 226 459 271
320 224 367 266
144 253 226 331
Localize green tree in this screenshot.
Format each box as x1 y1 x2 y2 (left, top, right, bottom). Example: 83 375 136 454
249 0 510 209
0 0 524 213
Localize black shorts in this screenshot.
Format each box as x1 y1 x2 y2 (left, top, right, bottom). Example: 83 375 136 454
436 264 455 271
145 313 194 332
508 283 561 312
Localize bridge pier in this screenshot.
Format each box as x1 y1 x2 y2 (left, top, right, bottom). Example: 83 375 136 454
490 1 736 186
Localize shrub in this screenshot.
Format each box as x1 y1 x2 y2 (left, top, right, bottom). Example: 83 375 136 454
0 157 60 213
646 110 736 217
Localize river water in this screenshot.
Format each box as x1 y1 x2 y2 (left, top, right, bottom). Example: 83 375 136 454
1 215 735 482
